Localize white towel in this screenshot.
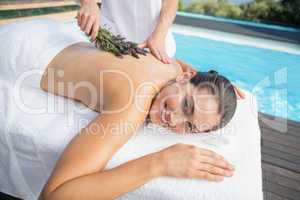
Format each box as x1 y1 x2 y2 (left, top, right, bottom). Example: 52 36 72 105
0 19 262 200
0 19 89 89
0 83 263 200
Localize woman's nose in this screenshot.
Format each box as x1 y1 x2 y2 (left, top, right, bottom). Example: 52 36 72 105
169 111 187 126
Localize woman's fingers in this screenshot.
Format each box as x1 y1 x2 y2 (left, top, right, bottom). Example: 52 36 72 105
234 86 246 100
199 149 224 160
198 149 234 170
199 163 233 177
158 144 235 181
176 59 196 73
189 169 223 182
198 155 233 171
190 152 233 177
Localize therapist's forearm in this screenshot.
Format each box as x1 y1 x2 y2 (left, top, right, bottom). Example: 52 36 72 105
154 0 178 37
78 0 96 5
45 153 163 200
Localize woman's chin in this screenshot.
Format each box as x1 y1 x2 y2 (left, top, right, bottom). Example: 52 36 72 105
149 110 160 124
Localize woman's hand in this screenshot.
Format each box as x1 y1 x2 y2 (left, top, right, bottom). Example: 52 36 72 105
234 86 246 100
155 143 235 181
176 59 196 73
139 32 172 64
77 0 100 41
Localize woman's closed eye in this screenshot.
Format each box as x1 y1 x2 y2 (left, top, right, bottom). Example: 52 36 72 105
185 121 194 133
183 96 194 116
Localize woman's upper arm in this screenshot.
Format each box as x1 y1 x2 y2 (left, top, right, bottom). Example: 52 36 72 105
42 104 148 197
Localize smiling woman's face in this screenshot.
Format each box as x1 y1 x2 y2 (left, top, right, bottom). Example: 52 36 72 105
149 73 221 134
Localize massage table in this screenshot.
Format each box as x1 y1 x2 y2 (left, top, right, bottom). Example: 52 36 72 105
0 16 263 200
0 78 263 199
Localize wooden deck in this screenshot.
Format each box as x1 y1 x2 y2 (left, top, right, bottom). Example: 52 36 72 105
259 113 300 200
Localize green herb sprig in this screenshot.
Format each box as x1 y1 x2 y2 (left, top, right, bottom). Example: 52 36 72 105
95 28 148 59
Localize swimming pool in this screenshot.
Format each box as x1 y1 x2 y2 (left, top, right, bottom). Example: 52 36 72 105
174 31 300 121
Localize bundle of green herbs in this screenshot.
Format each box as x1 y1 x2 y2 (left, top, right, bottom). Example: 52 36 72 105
95 28 148 58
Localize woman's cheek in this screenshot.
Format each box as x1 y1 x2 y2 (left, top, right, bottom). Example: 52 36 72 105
171 124 185 134
165 97 178 113
149 103 159 122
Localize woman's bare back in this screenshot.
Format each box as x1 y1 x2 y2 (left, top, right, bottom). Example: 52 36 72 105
40 42 181 113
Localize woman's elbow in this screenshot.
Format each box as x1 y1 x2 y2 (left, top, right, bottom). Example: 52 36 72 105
39 185 62 200
39 188 54 200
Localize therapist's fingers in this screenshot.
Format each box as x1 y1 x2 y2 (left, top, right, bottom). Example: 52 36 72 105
90 20 99 42
160 52 168 64
158 51 172 64
138 42 147 49
161 52 172 64
80 14 88 31
165 54 172 64
77 12 82 27
151 48 162 62
84 16 94 36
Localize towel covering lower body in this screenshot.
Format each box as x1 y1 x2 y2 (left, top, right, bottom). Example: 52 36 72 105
0 19 89 89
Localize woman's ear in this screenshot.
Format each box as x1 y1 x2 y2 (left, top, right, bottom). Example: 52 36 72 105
176 71 196 84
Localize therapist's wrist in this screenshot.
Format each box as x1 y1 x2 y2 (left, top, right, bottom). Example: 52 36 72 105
153 26 168 39
156 15 173 36
151 29 168 44
80 0 96 6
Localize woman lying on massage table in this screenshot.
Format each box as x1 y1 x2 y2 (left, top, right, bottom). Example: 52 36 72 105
39 41 242 199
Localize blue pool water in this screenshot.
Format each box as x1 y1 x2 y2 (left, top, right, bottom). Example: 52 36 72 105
174 33 300 121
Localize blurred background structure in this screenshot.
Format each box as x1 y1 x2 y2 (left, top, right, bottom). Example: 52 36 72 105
0 0 299 27
0 0 85 24
179 0 300 27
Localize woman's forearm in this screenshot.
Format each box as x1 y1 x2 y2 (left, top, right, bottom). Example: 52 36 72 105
154 0 178 38
45 152 163 200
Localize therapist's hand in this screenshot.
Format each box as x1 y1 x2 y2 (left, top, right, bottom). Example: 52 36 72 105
139 32 172 64
77 0 100 41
